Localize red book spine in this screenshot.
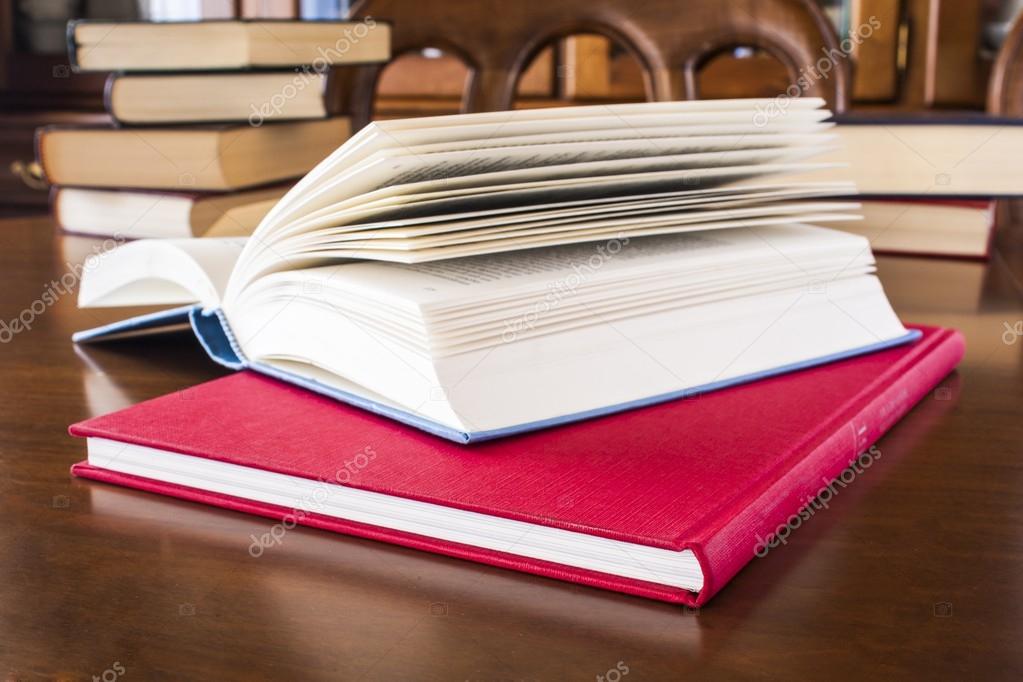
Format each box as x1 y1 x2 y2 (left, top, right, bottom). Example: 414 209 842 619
688 327 964 605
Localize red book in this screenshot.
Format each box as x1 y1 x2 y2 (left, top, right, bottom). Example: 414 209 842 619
69 325 963 605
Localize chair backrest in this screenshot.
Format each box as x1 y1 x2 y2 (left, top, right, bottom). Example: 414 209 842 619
989 12 1023 116
340 0 849 127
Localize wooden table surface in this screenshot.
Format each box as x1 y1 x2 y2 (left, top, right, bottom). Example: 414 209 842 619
1 211 1022 681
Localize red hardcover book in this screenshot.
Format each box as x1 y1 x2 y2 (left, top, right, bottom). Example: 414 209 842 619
70 325 963 606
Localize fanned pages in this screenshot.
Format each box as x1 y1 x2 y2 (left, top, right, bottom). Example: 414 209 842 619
75 99 917 441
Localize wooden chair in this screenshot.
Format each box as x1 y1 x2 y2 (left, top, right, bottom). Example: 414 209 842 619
989 13 1023 246
988 11 1023 116
340 0 849 128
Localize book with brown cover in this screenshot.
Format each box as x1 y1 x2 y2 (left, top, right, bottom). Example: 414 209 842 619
35 117 350 191
51 181 293 239
103 69 348 126
68 19 391 72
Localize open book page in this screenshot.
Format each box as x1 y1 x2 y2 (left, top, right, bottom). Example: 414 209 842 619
404 128 831 155
435 276 906 432
226 224 906 433
269 213 860 264
323 184 859 237
231 274 906 434
258 102 831 228
266 119 835 231
274 174 855 242
287 201 859 250
376 96 826 130
386 138 835 187
224 183 852 289
246 224 871 311
360 110 830 153
236 100 839 280
319 97 826 170
282 179 859 237
225 164 844 296
79 238 245 308
288 143 833 219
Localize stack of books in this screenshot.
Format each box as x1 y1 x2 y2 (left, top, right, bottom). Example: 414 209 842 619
37 19 390 239
816 115 1023 259
68 99 964 606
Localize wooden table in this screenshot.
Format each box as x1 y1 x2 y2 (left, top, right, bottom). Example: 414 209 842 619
1 212 1021 680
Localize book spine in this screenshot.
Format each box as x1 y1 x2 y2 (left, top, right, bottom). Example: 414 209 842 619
104 71 335 127
830 114 1023 127
67 20 82 72
189 307 248 369
103 73 125 126
322 67 348 117
48 185 63 230
67 20 392 72
71 305 200 344
688 328 965 606
983 201 999 260
33 125 54 186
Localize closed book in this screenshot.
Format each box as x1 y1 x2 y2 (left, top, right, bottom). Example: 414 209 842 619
70 325 964 605
104 71 346 126
52 183 292 239
827 198 996 259
68 19 391 72
811 114 1023 197
36 117 350 191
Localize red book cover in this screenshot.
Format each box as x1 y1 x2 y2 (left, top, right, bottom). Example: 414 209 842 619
69 325 964 605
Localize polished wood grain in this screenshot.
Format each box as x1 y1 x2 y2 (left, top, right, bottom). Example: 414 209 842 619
1 211 1022 680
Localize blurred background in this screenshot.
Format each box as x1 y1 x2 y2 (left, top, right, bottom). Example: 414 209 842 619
3 0 1023 210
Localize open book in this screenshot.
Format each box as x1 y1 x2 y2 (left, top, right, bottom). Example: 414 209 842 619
75 99 917 442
